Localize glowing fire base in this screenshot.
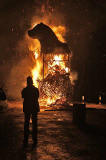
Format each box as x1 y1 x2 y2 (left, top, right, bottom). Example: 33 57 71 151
39 71 72 106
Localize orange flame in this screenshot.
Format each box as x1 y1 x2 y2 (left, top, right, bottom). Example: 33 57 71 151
32 60 42 87
52 26 66 42
28 38 42 87
48 55 69 75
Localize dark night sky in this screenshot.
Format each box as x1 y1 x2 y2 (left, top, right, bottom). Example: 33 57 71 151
0 0 106 100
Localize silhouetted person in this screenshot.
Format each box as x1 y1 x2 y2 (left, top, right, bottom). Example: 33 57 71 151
0 88 6 100
21 76 40 148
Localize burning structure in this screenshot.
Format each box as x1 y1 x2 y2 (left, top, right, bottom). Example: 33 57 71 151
28 23 71 54
28 23 72 105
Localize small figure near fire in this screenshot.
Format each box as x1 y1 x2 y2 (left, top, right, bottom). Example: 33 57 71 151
21 76 40 148
0 88 6 101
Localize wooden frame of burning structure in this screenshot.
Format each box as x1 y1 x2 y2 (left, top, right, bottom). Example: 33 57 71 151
28 22 72 105
39 51 72 105
42 51 71 79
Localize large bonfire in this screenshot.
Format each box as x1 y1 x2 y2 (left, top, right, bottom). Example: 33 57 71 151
28 24 72 106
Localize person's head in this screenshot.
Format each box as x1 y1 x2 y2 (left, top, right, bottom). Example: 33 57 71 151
27 76 33 86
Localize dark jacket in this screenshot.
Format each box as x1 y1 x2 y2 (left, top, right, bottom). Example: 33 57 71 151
21 85 40 113
0 88 6 101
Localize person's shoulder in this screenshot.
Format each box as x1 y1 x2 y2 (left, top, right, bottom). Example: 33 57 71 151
23 87 27 90
32 85 36 88
22 87 27 92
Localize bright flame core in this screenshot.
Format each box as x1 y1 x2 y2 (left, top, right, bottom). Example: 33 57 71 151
48 55 69 75
32 60 41 87
34 51 39 59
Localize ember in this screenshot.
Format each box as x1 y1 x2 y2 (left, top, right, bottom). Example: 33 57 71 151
39 72 72 105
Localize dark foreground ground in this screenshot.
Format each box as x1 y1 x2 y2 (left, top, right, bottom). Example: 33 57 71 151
0 101 106 160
